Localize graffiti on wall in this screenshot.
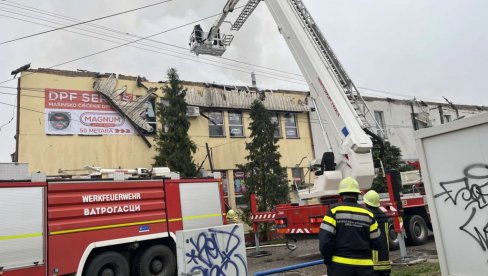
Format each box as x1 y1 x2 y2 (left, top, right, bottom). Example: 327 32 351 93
435 164 488 251
177 224 248 276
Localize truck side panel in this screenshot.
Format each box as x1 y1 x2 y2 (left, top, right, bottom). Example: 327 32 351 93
0 182 46 276
47 180 167 275
165 179 224 232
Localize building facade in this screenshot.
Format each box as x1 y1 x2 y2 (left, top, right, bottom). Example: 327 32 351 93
308 95 486 163
363 97 487 160
15 68 487 208
15 68 315 209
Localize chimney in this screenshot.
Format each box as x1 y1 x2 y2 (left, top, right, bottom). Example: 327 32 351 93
251 72 256 87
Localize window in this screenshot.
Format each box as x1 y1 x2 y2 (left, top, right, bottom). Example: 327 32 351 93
208 111 224 137
374 111 387 138
284 113 299 138
291 167 304 188
270 113 281 138
443 115 452 123
228 111 244 137
411 113 429 130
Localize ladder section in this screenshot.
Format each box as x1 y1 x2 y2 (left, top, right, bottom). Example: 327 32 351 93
223 34 235 46
231 0 261 31
289 0 384 137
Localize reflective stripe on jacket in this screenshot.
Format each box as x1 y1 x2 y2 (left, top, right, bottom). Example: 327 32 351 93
319 199 381 266
367 205 391 271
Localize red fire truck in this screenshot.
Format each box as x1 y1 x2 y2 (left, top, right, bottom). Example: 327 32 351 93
250 180 430 251
0 164 226 276
270 184 430 250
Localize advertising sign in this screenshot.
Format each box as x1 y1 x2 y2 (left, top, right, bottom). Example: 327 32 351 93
45 89 135 135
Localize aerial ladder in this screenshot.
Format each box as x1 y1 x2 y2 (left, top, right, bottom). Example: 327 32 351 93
190 0 385 199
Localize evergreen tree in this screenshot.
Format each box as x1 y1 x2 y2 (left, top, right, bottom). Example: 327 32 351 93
154 68 197 177
239 100 289 213
371 141 413 192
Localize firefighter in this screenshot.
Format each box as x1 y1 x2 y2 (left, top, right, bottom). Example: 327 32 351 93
319 177 381 276
226 209 239 224
364 190 392 275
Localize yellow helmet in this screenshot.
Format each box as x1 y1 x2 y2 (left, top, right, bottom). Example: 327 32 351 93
338 177 361 194
364 190 380 207
226 209 237 219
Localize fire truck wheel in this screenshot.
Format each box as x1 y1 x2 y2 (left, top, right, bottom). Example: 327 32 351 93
404 215 428 246
134 245 176 276
388 218 400 251
84 251 129 276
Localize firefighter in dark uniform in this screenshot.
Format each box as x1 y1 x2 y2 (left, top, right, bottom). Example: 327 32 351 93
319 177 381 276
364 190 392 275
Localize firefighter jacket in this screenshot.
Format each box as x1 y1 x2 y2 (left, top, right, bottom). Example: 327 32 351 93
319 198 382 267
366 205 391 272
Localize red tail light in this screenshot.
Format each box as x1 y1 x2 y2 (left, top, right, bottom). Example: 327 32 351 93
275 218 287 228
310 217 323 224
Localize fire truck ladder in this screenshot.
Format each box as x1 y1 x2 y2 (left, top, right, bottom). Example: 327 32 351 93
289 0 385 138
231 0 261 31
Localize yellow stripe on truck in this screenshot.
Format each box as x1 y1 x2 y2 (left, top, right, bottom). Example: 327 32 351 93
50 212 224 235
50 219 167 235
0 232 42 241
169 213 223 222
182 213 223 221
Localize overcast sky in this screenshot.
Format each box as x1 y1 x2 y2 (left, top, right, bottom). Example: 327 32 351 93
0 0 487 161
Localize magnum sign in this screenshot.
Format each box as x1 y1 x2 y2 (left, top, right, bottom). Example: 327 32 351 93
80 112 125 127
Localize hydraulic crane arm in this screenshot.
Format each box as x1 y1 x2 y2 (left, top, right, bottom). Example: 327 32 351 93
264 0 374 198
189 0 240 56
207 0 240 41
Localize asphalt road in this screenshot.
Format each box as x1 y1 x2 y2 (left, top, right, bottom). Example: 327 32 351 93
246 234 437 276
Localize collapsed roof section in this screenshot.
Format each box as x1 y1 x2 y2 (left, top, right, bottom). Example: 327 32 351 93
185 85 309 112
94 74 157 147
